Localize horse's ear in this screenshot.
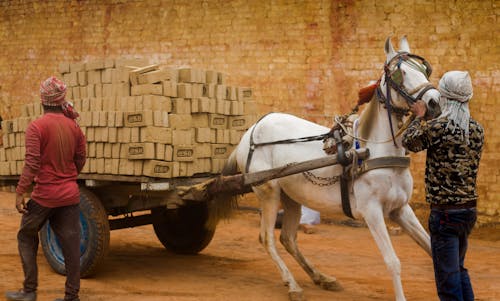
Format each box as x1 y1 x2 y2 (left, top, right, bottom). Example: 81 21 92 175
399 35 410 53
384 36 396 63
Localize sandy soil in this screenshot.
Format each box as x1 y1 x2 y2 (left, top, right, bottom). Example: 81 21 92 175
0 191 499 301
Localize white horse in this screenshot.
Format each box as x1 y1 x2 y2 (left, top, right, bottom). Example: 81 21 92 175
214 37 440 301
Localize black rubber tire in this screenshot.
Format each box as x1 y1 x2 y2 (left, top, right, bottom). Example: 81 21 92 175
40 186 110 278
151 202 215 254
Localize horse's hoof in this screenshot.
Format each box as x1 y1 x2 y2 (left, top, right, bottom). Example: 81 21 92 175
288 290 305 301
320 279 343 291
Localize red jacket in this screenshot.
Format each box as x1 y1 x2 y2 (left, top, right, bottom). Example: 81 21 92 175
16 112 86 208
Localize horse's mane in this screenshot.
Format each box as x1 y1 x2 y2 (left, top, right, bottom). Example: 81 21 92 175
357 96 378 145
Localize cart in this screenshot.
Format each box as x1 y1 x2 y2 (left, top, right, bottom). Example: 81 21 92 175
0 147 368 277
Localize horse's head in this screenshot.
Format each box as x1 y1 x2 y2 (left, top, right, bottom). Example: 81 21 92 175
381 36 441 119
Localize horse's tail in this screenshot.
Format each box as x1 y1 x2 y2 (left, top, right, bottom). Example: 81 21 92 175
206 149 240 230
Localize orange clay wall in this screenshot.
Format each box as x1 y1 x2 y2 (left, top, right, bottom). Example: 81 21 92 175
0 0 498 225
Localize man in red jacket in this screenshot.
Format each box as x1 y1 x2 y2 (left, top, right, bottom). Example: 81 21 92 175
6 77 86 301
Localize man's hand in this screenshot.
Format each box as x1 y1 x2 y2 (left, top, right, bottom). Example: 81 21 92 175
409 100 427 118
15 193 28 214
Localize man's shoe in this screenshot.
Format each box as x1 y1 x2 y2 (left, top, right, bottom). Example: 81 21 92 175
5 290 36 301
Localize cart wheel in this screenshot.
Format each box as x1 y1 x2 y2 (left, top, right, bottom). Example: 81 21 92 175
151 202 215 254
40 187 110 278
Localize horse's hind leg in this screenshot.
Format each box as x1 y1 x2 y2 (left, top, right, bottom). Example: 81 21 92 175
279 192 343 292
390 204 431 256
362 204 406 301
254 183 304 301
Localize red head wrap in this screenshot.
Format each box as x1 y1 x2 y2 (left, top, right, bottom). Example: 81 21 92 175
40 76 67 106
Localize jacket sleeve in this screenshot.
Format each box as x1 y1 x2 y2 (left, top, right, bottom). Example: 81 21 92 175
402 118 431 153
74 126 86 173
16 123 41 195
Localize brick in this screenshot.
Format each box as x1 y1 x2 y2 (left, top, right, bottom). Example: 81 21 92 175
209 114 227 129
117 127 131 143
228 115 250 130
142 95 171 112
103 143 112 158
142 160 174 178
155 143 165 160
211 144 232 159
96 143 104 158
195 127 212 143
133 160 143 176
140 126 172 144
205 70 218 84
63 72 78 87
126 143 156 159
124 111 154 127
101 68 113 84
108 127 118 143
216 129 230 144
58 62 70 74
237 87 253 101
130 127 139 142
203 84 215 98
215 84 226 100
153 111 169 127
129 64 160 85
169 114 192 129
88 70 101 84
70 62 85 72
104 158 113 174
162 80 178 97
172 129 193 145
226 86 237 100
192 83 203 98
173 145 195 162
172 98 191 114
137 68 175 84
177 83 192 98
195 143 211 158
115 112 124 127
131 83 163 96
72 87 81 99
178 68 200 83
118 159 134 175
79 86 88 99
77 71 87 86
86 59 105 70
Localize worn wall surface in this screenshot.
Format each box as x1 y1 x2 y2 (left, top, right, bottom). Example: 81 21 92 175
0 0 498 224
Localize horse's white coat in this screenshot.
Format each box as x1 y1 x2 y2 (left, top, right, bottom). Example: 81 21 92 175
222 37 439 301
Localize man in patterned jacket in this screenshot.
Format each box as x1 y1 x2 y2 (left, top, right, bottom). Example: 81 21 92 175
403 71 484 301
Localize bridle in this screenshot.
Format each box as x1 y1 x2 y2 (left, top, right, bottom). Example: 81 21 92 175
377 52 437 145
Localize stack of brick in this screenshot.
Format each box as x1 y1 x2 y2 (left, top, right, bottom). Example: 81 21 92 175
0 58 257 178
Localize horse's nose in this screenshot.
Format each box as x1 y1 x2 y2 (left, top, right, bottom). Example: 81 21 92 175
426 98 441 119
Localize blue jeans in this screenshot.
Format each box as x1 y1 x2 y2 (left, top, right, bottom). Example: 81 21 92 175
429 208 477 301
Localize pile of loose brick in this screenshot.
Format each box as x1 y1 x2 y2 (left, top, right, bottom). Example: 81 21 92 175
0 58 257 178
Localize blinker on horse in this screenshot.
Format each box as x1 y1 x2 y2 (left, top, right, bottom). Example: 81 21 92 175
212 36 440 301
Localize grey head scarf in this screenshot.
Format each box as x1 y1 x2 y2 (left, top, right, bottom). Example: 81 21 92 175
438 71 473 144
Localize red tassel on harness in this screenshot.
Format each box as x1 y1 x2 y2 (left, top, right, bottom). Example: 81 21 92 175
357 80 380 106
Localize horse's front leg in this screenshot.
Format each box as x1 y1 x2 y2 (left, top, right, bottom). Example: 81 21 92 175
362 203 406 301
254 183 305 301
279 192 343 292
390 204 431 256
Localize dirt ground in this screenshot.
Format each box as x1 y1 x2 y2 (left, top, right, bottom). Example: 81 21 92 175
0 191 499 301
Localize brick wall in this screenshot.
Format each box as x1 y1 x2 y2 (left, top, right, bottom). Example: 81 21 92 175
0 0 498 224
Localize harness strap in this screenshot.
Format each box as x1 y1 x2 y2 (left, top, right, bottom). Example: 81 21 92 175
245 113 329 173
341 156 411 219
358 156 410 173
340 168 354 218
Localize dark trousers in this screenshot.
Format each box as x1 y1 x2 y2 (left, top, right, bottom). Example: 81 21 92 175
18 200 80 300
429 208 476 301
